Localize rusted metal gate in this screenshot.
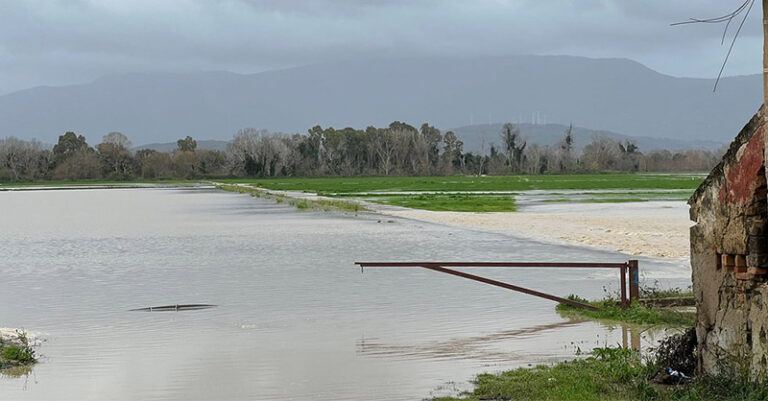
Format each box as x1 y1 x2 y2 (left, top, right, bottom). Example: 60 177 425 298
355 260 640 311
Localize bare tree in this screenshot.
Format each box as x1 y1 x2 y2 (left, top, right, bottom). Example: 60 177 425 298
97 132 134 178
372 129 395 175
501 123 526 173
102 132 132 149
0 137 49 181
581 134 621 171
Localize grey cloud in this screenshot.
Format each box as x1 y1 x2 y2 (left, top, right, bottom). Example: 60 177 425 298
0 0 763 94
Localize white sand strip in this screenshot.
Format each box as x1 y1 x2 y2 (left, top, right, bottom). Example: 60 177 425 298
375 201 692 260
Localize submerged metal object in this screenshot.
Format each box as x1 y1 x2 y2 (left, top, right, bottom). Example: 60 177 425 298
130 304 217 312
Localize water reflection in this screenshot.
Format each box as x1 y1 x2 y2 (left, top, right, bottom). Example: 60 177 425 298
0 188 692 401
0 366 34 379
358 319 587 361
358 318 671 362
622 325 642 350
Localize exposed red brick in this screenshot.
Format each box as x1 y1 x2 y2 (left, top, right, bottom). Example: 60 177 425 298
719 126 765 205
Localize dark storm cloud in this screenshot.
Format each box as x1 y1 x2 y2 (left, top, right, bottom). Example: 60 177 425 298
0 1 762 94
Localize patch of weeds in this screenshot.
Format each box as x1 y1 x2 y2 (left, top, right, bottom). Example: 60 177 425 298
641 280 693 299
433 335 768 401
433 346 652 401
293 199 310 209
651 328 697 376
215 184 266 198
1 345 34 364
0 330 37 370
556 295 695 326
314 199 364 213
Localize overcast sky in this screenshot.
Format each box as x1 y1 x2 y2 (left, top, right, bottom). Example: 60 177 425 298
0 0 763 95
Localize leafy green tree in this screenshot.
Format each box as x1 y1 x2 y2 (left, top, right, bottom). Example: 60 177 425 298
53 132 91 164
177 136 197 152
420 123 442 171
442 130 464 172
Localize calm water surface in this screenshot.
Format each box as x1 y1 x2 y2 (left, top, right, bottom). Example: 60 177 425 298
0 188 690 400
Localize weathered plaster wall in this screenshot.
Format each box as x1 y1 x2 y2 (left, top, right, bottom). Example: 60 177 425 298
690 108 768 375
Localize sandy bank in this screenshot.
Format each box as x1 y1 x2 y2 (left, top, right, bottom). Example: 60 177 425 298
376 202 692 259
222 184 692 259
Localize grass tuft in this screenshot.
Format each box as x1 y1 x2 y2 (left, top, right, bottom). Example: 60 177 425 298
0 330 37 370
432 346 768 401
556 295 695 327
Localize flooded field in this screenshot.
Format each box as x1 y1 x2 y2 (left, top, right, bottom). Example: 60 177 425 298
0 188 691 400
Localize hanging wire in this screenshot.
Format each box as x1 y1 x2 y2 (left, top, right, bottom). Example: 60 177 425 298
671 0 756 91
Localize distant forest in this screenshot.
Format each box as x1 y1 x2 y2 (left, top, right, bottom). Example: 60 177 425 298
0 122 722 181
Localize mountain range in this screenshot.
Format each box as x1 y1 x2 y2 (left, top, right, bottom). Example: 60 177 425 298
0 55 761 149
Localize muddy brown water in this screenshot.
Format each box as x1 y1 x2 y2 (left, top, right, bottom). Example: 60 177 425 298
0 188 690 400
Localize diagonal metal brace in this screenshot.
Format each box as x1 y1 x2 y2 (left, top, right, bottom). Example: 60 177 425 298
356 262 600 311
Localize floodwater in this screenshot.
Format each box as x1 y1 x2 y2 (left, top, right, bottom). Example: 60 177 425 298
0 188 691 400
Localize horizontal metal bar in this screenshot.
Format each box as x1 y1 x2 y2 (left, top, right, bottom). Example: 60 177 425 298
356 261 627 269
418 264 600 311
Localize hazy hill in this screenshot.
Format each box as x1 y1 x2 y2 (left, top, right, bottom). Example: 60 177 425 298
453 123 726 154
0 55 760 145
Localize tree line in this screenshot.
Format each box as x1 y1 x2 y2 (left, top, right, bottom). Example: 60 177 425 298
0 122 722 181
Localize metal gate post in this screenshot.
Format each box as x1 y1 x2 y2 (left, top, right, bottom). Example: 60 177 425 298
628 260 639 304
620 263 628 308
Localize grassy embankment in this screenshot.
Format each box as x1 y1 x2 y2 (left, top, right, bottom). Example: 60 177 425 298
434 346 768 401
221 173 705 212
215 184 366 213
0 331 36 373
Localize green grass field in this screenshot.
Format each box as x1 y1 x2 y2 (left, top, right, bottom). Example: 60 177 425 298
378 194 517 212
220 173 705 194
220 173 704 212
2 173 706 212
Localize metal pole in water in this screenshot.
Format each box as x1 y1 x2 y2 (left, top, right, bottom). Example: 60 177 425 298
628 260 639 303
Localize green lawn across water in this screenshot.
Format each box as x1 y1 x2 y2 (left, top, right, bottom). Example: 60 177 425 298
220 173 705 194
1 173 705 193
220 173 704 212
378 193 517 212
2 173 706 212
